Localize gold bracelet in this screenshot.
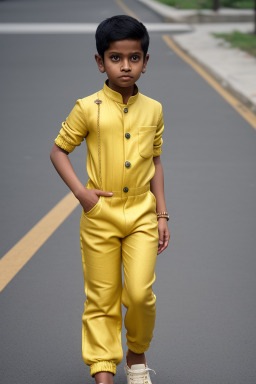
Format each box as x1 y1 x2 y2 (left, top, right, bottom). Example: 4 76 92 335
157 211 168 215
157 212 169 221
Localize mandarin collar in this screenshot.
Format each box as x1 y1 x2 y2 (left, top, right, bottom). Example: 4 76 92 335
103 80 139 105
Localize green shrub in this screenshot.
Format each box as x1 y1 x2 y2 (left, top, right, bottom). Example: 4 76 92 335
213 31 256 57
154 0 253 9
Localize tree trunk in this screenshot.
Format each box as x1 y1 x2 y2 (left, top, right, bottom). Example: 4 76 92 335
213 0 220 11
254 0 256 35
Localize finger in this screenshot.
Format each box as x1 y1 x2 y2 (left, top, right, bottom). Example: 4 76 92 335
158 245 166 254
158 239 164 247
164 237 169 247
96 190 113 196
163 234 170 248
158 237 168 253
157 247 164 255
162 244 168 252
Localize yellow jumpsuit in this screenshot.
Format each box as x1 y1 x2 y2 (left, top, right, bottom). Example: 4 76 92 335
54 81 165 377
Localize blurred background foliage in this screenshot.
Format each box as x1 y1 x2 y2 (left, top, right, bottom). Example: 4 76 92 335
154 0 253 9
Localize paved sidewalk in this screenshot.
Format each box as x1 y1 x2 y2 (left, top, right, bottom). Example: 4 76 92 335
138 0 256 114
170 23 256 113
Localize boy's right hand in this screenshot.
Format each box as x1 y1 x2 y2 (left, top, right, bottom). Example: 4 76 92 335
76 188 113 213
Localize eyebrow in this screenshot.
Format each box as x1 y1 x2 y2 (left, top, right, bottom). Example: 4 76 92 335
108 51 142 55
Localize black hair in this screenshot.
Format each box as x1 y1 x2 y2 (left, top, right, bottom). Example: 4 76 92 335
95 15 149 60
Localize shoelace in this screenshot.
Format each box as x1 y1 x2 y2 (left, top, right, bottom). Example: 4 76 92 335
127 366 156 384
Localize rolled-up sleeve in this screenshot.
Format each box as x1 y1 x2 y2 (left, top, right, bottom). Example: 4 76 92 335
54 99 88 153
153 104 164 157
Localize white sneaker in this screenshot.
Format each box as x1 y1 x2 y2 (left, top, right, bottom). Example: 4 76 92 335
124 363 156 384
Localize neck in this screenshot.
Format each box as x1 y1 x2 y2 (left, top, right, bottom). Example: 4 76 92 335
107 81 136 104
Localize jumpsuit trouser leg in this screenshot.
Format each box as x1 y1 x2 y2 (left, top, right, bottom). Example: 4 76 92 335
79 185 159 377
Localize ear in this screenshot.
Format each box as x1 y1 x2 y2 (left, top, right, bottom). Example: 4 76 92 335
95 54 105 73
141 54 149 74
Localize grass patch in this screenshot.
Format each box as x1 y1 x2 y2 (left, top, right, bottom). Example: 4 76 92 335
154 0 254 9
212 30 256 57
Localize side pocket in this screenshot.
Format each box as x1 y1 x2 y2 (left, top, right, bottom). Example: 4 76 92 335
82 196 102 218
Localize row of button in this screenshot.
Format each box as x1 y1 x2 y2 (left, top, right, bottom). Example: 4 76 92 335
124 107 129 193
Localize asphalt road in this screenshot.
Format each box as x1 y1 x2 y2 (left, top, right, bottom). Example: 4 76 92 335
1 1 256 383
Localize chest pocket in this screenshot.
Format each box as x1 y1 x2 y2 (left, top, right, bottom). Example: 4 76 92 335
138 126 157 158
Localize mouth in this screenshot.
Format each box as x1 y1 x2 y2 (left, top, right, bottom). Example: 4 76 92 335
119 75 133 80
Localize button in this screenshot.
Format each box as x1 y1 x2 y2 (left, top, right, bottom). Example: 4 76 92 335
123 187 129 193
123 107 128 113
125 132 131 139
125 161 131 168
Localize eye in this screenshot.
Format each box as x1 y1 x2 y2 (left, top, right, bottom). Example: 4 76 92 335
131 55 140 62
110 55 119 62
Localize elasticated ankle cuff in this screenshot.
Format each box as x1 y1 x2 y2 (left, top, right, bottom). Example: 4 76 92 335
90 361 116 376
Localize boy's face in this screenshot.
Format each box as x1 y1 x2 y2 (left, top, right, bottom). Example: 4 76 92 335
95 39 149 93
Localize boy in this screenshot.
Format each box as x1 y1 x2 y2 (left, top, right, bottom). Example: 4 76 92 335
50 15 170 384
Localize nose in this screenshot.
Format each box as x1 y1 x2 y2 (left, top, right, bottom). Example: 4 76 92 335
121 59 131 71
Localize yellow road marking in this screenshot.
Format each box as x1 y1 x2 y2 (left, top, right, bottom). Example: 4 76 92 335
114 0 140 20
162 35 256 130
0 193 79 292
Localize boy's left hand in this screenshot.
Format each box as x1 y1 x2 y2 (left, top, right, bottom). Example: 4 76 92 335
157 218 170 254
